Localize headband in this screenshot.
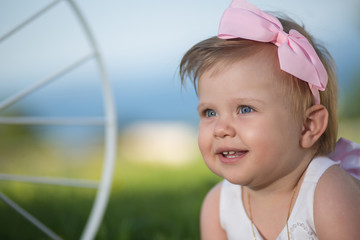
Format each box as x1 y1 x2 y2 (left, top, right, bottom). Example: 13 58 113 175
218 0 328 104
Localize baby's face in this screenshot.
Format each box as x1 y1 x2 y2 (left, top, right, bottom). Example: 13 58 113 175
197 54 306 187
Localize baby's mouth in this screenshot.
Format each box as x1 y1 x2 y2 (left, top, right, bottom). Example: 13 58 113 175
221 151 248 158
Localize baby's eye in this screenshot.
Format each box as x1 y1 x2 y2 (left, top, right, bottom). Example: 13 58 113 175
239 106 253 114
205 109 217 117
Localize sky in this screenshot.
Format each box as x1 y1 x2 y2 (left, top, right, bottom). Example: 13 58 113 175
0 0 360 129
77 0 360 81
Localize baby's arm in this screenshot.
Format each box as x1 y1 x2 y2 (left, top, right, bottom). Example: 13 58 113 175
314 165 360 239
200 182 227 240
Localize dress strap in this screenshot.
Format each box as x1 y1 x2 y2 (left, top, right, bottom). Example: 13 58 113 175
303 156 338 183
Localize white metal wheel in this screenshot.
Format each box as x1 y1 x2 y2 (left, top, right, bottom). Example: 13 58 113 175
0 1 117 239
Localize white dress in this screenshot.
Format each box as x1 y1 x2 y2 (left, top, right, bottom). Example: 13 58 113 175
219 156 338 240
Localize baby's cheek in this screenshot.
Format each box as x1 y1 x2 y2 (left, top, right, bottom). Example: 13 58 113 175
198 125 211 148
240 122 266 143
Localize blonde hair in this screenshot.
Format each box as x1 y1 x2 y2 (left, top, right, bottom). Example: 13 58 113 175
179 16 338 156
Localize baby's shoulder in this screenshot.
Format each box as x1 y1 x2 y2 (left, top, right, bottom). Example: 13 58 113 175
200 181 227 240
314 165 360 239
315 164 360 202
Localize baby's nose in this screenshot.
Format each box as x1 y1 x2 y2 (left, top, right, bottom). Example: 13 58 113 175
213 117 236 138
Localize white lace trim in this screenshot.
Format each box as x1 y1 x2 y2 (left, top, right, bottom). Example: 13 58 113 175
289 222 316 240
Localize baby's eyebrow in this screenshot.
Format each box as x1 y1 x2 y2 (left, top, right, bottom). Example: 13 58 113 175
197 98 265 111
197 103 208 112
233 97 265 104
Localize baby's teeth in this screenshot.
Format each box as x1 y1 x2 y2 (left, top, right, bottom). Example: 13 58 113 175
222 151 238 157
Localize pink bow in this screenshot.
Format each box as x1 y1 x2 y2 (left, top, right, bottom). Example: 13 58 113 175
329 138 360 180
218 0 328 104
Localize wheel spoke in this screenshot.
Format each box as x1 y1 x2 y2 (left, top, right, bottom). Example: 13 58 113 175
0 192 62 240
0 0 62 43
0 116 105 126
0 53 95 112
0 173 99 189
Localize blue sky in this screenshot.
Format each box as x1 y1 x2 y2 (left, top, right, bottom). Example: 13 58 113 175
77 0 360 80
1 0 359 77
0 0 359 127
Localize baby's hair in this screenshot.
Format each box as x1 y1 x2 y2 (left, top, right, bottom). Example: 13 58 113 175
179 14 338 156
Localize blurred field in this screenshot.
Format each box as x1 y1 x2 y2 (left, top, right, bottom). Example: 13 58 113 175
0 118 358 239
0 141 221 240
338 118 360 143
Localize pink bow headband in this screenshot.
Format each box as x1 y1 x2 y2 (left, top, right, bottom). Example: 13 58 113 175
218 0 328 104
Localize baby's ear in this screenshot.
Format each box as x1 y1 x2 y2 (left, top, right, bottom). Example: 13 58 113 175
300 104 328 149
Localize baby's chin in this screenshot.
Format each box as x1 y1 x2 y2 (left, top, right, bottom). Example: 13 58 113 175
213 170 250 186
224 177 249 186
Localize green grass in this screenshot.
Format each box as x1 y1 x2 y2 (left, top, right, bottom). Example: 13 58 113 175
0 156 221 240
338 118 360 143
98 160 221 240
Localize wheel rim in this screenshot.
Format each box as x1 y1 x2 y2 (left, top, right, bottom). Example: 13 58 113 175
0 1 117 239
